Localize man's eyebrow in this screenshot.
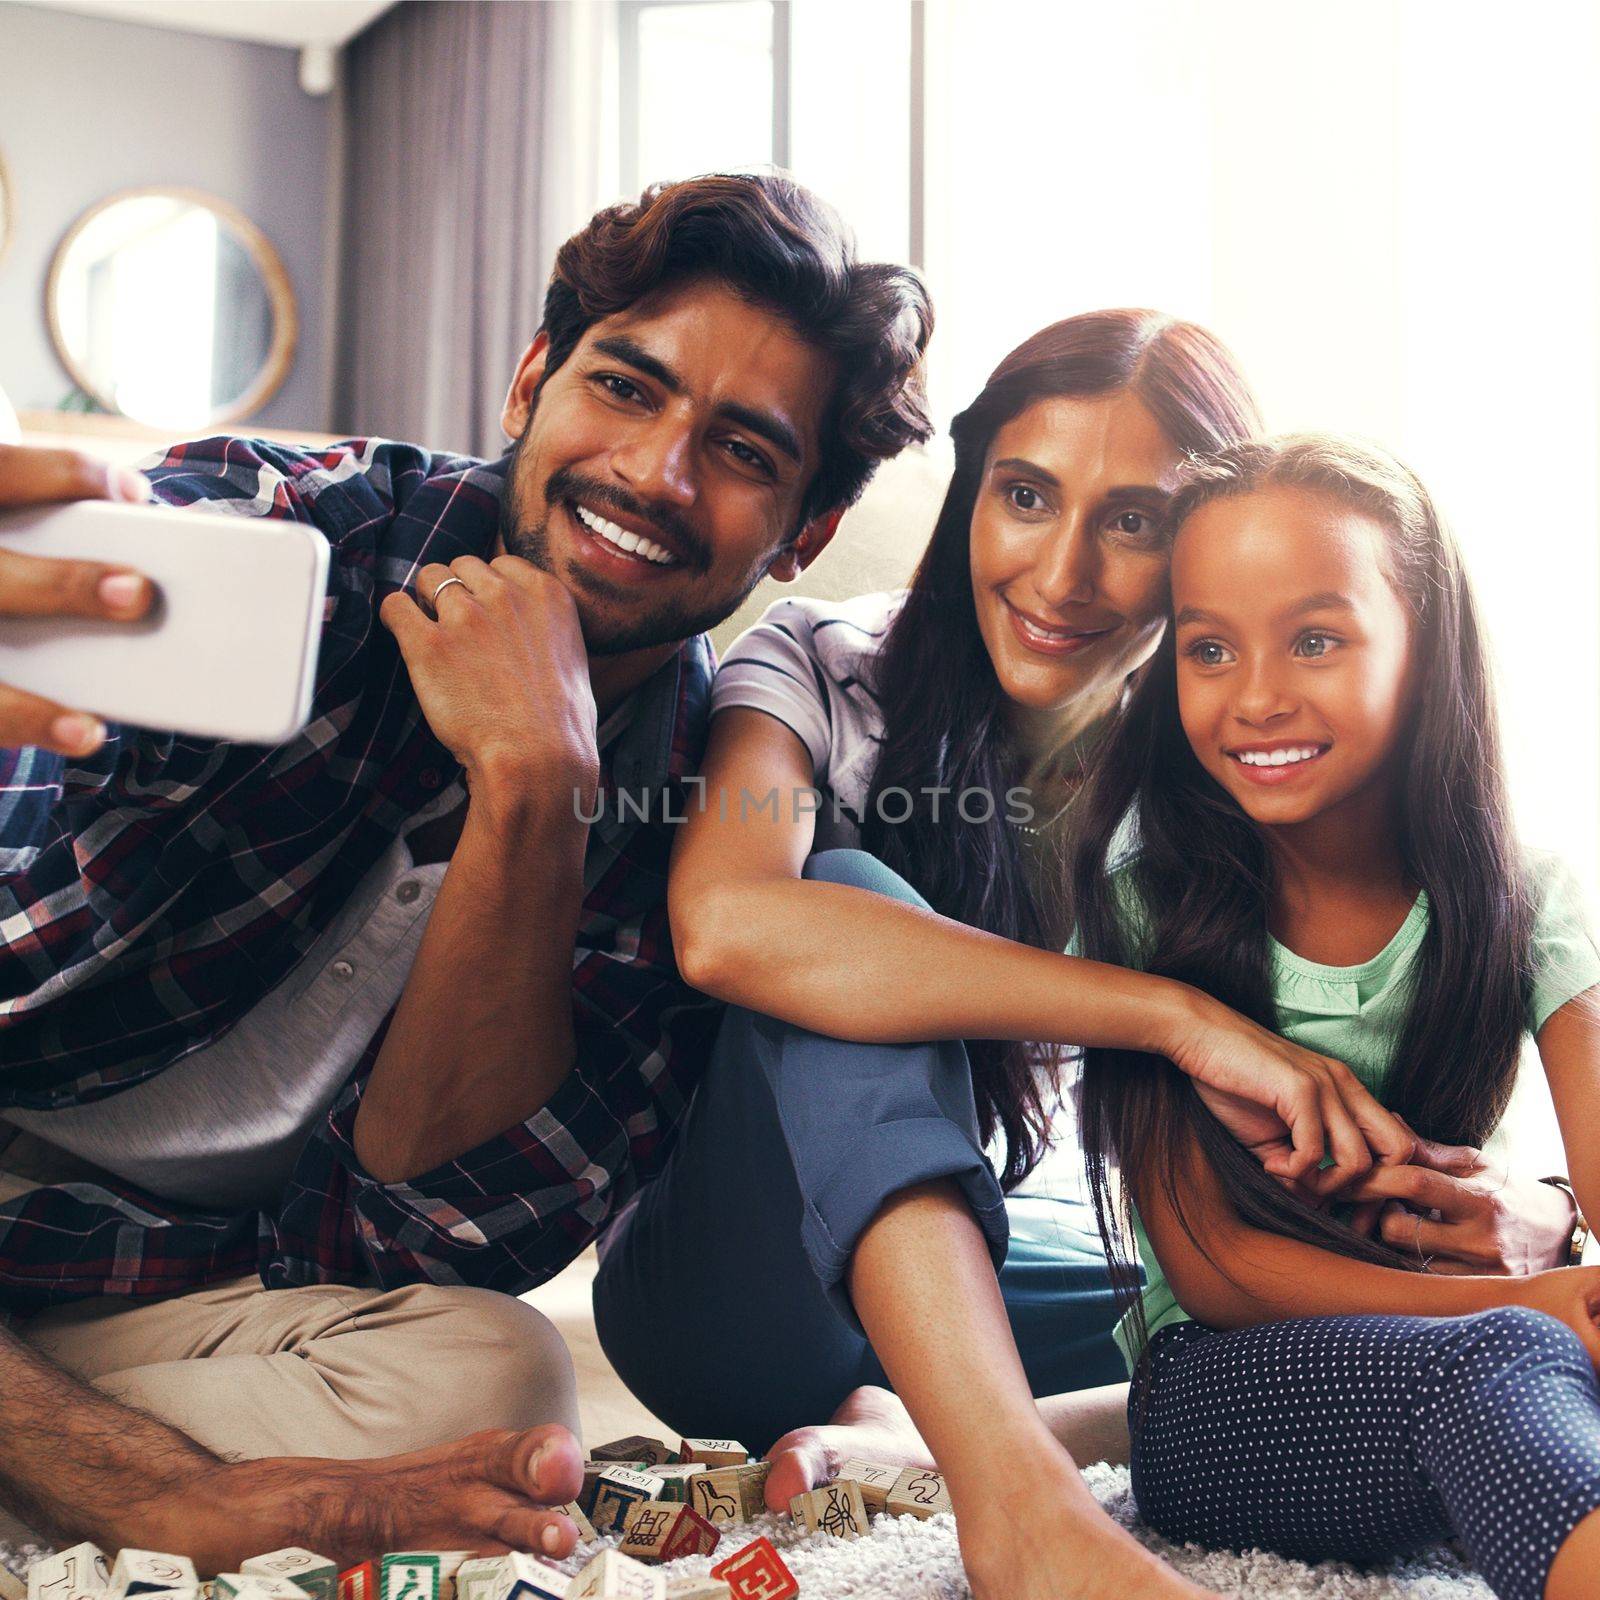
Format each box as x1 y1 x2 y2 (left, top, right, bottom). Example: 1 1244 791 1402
718 401 803 466
590 335 681 392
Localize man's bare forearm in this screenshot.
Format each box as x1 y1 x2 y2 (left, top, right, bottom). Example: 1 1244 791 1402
353 769 589 1182
0 1321 219 1551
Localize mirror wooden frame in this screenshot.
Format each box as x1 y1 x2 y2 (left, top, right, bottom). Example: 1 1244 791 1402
45 185 299 426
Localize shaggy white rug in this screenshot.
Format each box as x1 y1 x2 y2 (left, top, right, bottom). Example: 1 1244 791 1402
0 1465 1494 1599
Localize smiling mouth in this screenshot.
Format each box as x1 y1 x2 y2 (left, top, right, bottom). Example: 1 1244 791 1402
569 499 682 568
1225 743 1331 782
1003 597 1117 656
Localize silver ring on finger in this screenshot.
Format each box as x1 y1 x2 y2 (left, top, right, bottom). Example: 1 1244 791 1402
1414 1209 1428 1265
430 575 468 607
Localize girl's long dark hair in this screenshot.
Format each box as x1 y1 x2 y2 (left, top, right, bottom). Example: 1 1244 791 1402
862 310 1262 1187
1072 434 1535 1353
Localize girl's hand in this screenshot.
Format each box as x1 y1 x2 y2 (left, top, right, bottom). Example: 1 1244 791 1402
1161 989 1417 1194
1506 1266 1600 1367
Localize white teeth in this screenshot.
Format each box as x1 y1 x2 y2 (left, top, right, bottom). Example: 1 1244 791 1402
573 502 677 566
1235 746 1323 767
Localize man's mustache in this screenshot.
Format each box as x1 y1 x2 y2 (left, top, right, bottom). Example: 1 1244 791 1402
543 467 709 571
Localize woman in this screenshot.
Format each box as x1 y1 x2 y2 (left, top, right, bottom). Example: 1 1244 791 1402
591 313 1559 1600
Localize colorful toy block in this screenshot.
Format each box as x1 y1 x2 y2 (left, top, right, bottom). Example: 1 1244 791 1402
500 1557 569 1600
649 1465 707 1503
335 1564 376 1600
791 1478 870 1540
26 1544 111 1600
241 1552 335 1600
556 1500 598 1542
835 1458 900 1515
590 1437 672 1468
566 1550 663 1600
591 1466 667 1536
657 1506 720 1563
707 1539 796 1600
216 1577 308 1600
886 1466 952 1519
108 1556 198 1600
677 1440 748 1469
377 1556 439 1600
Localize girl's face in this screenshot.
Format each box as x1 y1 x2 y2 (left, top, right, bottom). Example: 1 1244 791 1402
969 392 1179 715
1171 485 1415 833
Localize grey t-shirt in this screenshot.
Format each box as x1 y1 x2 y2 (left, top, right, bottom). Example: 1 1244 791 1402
4 782 465 1210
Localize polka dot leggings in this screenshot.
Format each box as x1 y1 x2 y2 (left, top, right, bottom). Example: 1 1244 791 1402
1130 1306 1600 1600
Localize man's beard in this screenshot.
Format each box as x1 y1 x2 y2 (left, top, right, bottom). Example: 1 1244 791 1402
500 447 787 658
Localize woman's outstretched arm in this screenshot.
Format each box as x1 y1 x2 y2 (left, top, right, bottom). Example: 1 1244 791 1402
1134 1122 1600 1364
671 707 1414 1185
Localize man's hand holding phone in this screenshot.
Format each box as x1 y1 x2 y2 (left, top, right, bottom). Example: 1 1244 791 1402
0 444 155 755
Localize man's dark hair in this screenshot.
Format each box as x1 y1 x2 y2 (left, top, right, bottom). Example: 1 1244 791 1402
540 173 935 522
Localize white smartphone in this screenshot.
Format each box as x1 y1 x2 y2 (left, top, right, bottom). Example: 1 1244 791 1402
0 498 330 744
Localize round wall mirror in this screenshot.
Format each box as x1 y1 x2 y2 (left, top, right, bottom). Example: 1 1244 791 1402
47 187 297 429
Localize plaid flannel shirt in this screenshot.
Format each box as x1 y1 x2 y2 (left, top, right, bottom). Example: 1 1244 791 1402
0 435 722 1311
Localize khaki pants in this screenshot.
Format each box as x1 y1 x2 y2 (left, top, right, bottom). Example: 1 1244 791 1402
0 1134 580 1537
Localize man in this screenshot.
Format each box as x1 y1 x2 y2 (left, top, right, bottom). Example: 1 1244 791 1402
0 173 935 1568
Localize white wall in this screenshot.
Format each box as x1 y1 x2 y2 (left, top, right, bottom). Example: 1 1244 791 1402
922 0 1600 899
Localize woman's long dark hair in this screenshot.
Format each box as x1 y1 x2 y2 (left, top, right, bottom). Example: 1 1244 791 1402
862 310 1263 1187
1072 434 1535 1354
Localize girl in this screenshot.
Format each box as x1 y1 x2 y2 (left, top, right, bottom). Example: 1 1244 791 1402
1073 433 1600 1600
596 317 1432 1600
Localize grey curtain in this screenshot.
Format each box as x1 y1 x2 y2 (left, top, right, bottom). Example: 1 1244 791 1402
333 0 550 457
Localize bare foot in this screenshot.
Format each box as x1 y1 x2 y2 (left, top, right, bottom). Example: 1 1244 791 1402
168 1425 586 1572
764 1385 934 1512
957 1455 1215 1600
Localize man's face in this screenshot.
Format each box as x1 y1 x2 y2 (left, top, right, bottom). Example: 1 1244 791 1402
499 278 842 656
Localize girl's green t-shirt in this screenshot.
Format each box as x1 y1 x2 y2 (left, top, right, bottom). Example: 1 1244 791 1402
1112 852 1600 1371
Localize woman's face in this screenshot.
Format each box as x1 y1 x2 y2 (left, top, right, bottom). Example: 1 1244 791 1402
969 391 1180 714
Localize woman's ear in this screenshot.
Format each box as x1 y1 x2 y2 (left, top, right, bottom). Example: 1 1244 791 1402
501 333 552 443
768 507 845 583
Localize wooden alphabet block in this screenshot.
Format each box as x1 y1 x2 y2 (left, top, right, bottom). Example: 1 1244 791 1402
619 1500 679 1563
650 1464 707 1503
109 1556 199 1600
378 1556 440 1600
0 1566 27 1600
836 1457 900 1515
732 1462 770 1518
450 1560 510 1600
707 1539 797 1600
591 1436 672 1467
790 1477 870 1540
886 1466 952 1519
677 1439 748 1469
500 1557 569 1600
335 1564 376 1600
662 1584 731 1600
557 1499 599 1541
687 1467 743 1527
215 1579 308 1600
657 1505 721 1562
27 1544 111 1600
566 1551 664 1600
590 1465 667 1535
242 1553 336 1600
